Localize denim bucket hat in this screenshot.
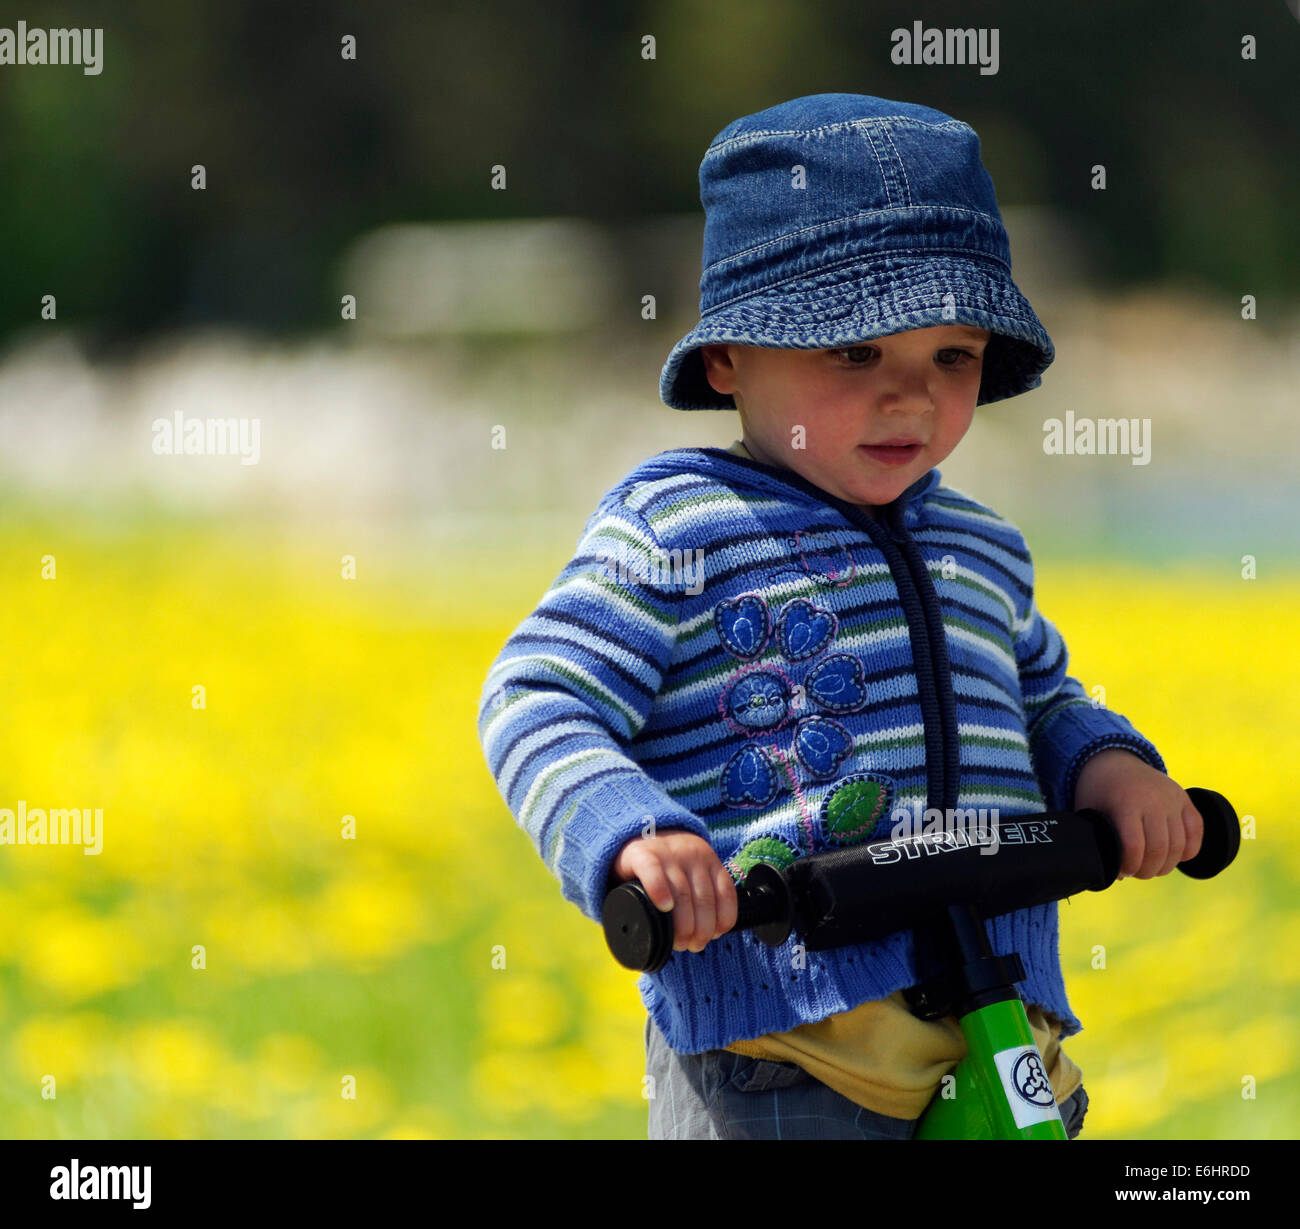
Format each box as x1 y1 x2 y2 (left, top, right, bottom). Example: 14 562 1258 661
660 93 1054 410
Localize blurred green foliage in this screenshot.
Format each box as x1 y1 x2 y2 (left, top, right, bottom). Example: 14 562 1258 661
1 0 1296 351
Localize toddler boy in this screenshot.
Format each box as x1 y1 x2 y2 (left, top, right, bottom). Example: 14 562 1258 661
478 93 1201 1140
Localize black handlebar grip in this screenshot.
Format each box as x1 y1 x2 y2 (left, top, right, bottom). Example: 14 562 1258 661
602 862 793 973
1087 786 1241 881
1178 787 1240 879
602 881 674 973
777 787 1240 951
732 862 795 947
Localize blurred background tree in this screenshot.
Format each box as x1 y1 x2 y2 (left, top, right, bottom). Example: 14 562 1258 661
2 0 1295 355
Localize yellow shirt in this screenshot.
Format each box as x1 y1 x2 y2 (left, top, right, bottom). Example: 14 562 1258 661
724 990 1081 1120
718 438 1083 1120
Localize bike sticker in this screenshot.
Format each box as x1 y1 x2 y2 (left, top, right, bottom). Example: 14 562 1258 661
992 1045 1063 1130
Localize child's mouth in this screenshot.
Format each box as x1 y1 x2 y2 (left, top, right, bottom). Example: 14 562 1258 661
858 443 922 465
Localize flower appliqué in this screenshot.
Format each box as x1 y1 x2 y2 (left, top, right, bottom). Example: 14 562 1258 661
713 591 894 878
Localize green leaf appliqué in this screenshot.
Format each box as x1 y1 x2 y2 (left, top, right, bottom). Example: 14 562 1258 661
821 773 893 845
732 835 799 878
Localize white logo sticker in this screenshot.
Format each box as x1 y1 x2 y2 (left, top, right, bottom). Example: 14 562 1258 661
992 1045 1063 1130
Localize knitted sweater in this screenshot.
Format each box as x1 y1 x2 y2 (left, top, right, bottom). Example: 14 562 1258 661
477 446 1166 1055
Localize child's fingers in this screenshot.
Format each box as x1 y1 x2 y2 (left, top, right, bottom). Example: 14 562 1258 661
663 863 696 950
1154 809 1186 877
631 857 675 913
713 865 739 936
1180 800 1204 866
685 861 718 952
1137 811 1171 879
1112 812 1142 879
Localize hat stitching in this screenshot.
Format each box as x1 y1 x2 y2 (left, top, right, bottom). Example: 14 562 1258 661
705 116 972 155
662 320 1044 408
668 323 1034 362
705 246 1013 313
722 258 1025 302
704 204 1001 274
877 124 914 206
700 310 1033 340
858 124 894 208
723 264 1029 309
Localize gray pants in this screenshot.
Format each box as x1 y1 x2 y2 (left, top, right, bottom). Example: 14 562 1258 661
645 1014 1089 1140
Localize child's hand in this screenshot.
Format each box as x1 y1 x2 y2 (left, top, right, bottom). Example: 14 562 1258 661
612 831 739 954
1072 749 1204 880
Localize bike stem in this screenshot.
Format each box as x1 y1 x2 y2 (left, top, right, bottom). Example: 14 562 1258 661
908 903 1069 1139
905 901 1024 1019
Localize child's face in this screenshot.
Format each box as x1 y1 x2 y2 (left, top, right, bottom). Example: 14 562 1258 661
700 325 989 513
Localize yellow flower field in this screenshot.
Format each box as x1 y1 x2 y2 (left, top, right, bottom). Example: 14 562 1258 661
0 507 1295 1139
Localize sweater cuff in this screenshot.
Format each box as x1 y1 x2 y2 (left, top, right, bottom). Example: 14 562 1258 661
1032 702 1167 813
551 771 713 924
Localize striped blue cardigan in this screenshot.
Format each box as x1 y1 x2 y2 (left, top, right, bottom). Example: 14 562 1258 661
477 447 1165 1055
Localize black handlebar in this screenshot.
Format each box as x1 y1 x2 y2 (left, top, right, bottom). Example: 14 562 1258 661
602 786 1240 973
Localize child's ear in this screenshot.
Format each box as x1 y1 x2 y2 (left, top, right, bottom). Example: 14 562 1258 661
699 344 737 396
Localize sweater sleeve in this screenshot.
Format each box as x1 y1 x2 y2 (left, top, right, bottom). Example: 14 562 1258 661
476 492 713 924
1012 549 1166 813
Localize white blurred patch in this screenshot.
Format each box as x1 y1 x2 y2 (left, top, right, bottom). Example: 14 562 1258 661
0 214 1294 555
337 218 618 337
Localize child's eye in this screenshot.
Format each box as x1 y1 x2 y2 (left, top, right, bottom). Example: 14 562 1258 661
832 346 981 368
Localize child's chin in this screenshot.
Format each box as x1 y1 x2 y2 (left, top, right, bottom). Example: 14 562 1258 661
843 472 907 506
799 460 904 508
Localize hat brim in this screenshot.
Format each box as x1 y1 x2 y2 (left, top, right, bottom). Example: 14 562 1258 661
659 253 1053 410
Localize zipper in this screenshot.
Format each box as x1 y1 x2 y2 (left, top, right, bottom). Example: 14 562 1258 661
886 500 961 815
835 491 978 1009
835 497 958 815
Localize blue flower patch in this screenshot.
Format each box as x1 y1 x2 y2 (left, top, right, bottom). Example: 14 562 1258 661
725 670 790 732
720 744 784 808
716 593 877 812
714 594 771 659
793 715 853 778
805 653 869 713
775 598 837 660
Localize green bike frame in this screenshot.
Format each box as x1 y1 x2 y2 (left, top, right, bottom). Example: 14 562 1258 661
907 901 1069 1139
916 995 1068 1139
